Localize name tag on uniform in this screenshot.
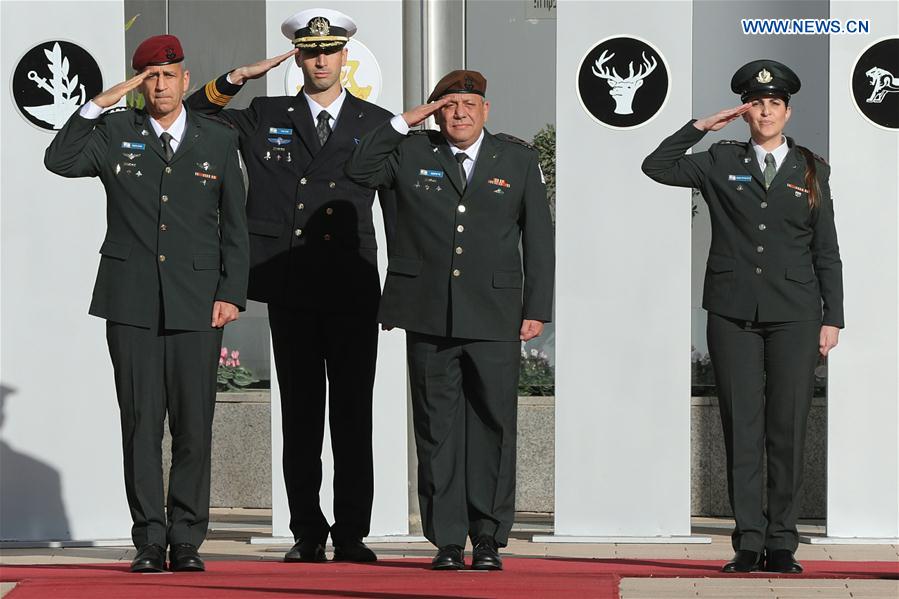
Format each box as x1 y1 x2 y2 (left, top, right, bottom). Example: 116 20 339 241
269 127 293 135
419 169 444 178
728 174 752 182
122 141 146 150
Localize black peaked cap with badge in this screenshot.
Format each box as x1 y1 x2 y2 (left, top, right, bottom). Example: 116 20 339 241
731 59 801 103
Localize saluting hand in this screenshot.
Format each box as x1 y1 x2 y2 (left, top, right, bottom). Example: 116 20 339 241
212 301 239 328
401 97 452 127
819 325 839 357
520 319 544 342
92 70 152 109
693 103 752 132
229 49 299 85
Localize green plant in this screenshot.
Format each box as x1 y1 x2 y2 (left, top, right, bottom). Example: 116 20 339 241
124 13 145 110
217 347 260 391
532 124 556 223
519 346 554 396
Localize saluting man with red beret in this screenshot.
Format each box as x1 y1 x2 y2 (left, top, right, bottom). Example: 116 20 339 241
44 34 249 573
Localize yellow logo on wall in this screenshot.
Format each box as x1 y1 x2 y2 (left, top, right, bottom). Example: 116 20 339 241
285 38 382 102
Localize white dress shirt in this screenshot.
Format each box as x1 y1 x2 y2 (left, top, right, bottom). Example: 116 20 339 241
305 88 346 130
390 115 484 183
79 101 188 152
750 135 789 174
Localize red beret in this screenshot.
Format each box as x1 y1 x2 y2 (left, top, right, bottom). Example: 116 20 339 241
427 70 487 103
132 34 184 71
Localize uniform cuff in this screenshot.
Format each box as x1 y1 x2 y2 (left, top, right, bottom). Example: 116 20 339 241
390 114 410 135
78 100 104 119
204 73 242 107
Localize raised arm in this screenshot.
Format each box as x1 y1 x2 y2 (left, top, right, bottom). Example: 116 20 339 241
642 104 751 189
186 50 296 138
44 71 150 178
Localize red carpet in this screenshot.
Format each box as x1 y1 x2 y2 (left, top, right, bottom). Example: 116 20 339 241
2 558 896 599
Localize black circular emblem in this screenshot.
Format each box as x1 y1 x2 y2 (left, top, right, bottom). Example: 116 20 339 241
12 40 103 132
576 36 669 130
851 36 899 130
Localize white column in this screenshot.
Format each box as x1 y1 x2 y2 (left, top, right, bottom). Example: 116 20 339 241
808 1 899 544
539 0 706 543
1 0 130 545
261 0 411 542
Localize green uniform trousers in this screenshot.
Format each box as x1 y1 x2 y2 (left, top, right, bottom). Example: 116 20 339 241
106 319 222 549
707 312 820 553
406 332 520 548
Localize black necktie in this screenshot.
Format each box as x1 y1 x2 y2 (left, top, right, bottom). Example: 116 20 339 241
317 110 332 147
455 152 469 190
159 131 174 161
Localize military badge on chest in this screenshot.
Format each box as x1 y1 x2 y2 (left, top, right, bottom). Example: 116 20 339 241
194 161 219 186
115 141 146 177
487 177 511 195
415 168 444 192
264 127 294 163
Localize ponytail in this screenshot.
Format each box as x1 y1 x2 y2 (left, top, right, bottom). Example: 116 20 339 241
795 146 821 210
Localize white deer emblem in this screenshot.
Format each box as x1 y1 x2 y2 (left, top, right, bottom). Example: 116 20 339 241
864 66 899 103
592 50 658 115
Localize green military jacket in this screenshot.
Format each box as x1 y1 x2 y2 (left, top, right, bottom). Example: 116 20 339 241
44 105 249 331
347 122 555 341
643 120 843 328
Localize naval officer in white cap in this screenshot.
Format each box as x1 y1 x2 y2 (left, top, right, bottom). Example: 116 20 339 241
187 8 396 564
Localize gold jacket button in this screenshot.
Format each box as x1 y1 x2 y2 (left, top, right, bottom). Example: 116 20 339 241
325 207 334 215
455 246 463 255
159 255 166 262
329 182 336 188
165 167 172 174
758 224 766 231
294 228 303 237
456 225 464 233
755 267 763 275
452 269 461 277
458 205 466 213
161 195 169 203
760 201 768 208
297 203 305 210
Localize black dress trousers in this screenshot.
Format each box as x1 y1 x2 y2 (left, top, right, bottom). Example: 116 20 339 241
706 313 820 553
106 319 222 549
406 332 521 549
268 304 379 545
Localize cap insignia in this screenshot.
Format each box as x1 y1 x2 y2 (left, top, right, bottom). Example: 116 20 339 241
756 68 773 84
165 47 176 60
309 16 330 36
464 75 474 91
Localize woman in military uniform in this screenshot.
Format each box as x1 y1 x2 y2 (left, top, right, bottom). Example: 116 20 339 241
642 60 843 574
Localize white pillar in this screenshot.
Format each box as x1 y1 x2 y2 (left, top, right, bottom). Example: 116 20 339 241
1 0 131 545
808 1 899 544
541 0 706 543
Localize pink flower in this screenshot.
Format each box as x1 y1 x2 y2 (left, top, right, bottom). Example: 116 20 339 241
225 359 234 367
230 350 240 360
219 357 225 366
234 359 240 367
220 347 228 358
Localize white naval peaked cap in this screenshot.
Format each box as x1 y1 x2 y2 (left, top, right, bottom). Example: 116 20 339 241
281 8 357 49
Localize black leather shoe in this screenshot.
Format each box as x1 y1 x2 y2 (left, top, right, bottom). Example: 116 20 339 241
333 540 377 562
284 538 327 563
471 537 502 571
130 544 166 573
721 549 764 573
169 543 205 572
431 545 464 570
765 549 803 573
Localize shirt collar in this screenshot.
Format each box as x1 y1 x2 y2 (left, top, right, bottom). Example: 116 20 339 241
305 88 347 124
148 104 187 144
751 135 789 170
447 129 485 163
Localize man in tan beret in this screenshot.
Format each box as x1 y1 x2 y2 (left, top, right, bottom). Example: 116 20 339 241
347 70 555 571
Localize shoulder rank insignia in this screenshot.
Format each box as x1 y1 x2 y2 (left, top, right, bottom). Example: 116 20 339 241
496 132 534 149
716 139 746 147
797 145 828 165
